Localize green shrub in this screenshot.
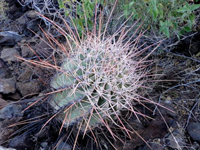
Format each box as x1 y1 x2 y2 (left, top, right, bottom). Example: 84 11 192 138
122 0 200 38
58 0 105 35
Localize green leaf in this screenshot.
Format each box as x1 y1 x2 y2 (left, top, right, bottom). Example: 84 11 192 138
150 0 157 7
143 0 150 3
159 21 170 37
162 26 170 38
196 51 200 57
158 3 163 18
124 9 129 18
149 7 158 21
129 1 134 7
58 0 65 9
181 13 187 20
171 0 175 6
189 14 195 24
187 20 193 28
177 5 187 13
189 4 200 11
182 26 192 32
172 22 178 30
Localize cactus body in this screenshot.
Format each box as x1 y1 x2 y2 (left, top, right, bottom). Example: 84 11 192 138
50 36 143 131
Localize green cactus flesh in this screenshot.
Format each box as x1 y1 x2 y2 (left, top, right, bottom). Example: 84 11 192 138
50 40 140 131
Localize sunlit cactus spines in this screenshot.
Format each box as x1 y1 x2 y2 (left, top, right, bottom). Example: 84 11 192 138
50 35 145 131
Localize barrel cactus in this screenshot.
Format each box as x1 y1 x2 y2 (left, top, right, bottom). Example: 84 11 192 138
50 35 145 132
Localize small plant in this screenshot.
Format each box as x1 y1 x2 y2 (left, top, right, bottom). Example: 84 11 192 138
50 34 146 132
58 0 104 35
122 0 200 38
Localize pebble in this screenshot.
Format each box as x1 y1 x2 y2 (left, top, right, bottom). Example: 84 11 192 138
187 122 200 142
0 104 23 120
0 31 23 46
0 77 16 94
164 129 185 149
0 48 20 63
26 10 38 19
16 80 42 96
0 146 16 150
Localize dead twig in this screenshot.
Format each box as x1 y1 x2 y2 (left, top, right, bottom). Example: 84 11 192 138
153 79 200 115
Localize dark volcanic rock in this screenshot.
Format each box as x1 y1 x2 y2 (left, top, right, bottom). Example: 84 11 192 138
0 31 23 46
0 146 16 150
26 10 38 19
0 104 23 120
0 59 11 78
187 122 200 142
0 97 8 109
164 129 185 149
171 32 200 56
0 104 23 143
34 40 54 58
9 133 35 150
0 48 20 62
5 0 28 20
16 80 42 96
17 67 33 82
0 77 16 94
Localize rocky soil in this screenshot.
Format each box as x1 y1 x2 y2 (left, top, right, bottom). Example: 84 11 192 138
0 0 200 150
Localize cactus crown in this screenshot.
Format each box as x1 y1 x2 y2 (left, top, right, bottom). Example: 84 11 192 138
50 35 144 131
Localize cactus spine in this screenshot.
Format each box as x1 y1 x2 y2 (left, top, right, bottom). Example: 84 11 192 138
50 35 144 132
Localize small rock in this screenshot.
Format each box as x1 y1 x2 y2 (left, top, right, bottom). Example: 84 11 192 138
0 97 8 109
0 59 10 78
20 44 34 57
0 31 23 46
34 40 53 58
7 3 18 13
0 104 22 144
56 142 72 150
9 133 35 150
187 122 200 142
0 146 16 150
16 14 27 25
0 77 16 94
139 142 163 150
17 67 32 82
6 93 21 101
40 142 48 149
26 20 40 34
26 10 38 19
0 104 23 120
0 121 16 143
0 48 20 62
165 129 185 149
16 80 42 96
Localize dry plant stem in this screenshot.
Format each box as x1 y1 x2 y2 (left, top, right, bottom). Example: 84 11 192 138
163 32 200 63
157 108 182 150
154 79 200 114
9 114 47 127
185 101 199 128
